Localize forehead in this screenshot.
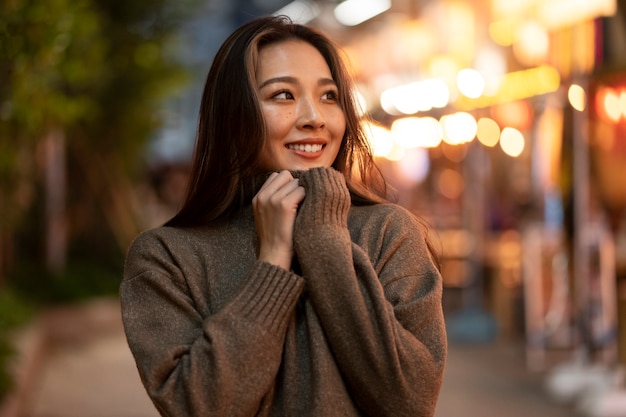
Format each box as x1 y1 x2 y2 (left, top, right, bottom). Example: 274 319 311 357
256 39 332 78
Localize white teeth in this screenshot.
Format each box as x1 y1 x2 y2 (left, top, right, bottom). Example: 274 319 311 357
288 143 323 152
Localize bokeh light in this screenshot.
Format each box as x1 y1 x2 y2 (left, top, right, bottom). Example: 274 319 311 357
441 112 477 145
513 20 549 66
500 127 525 157
398 147 430 183
363 120 393 157
476 117 501 147
415 117 444 148
568 84 587 112
457 68 485 99
438 168 464 199
391 117 422 148
595 86 626 122
380 79 450 115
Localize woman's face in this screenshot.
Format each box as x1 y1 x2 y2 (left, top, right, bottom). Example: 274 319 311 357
255 39 346 172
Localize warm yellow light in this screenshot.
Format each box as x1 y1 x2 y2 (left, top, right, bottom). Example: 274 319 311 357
391 117 444 149
457 68 485 99
477 117 501 147
490 0 618 30
444 2 476 63
380 79 450 115
380 88 402 116
429 55 460 84
568 84 586 112
441 112 477 145
363 121 393 157
425 79 450 108
601 88 622 122
513 20 550 66
492 0 617 31
489 18 518 46
386 145 406 161
415 117 444 148
391 117 422 148
457 65 561 109
395 83 432 114
475 47 507 96
538 0 617 30
490 0 527 19
500 127 525 157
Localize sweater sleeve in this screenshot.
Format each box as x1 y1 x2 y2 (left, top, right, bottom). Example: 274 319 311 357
120 229 304 417
293 167 447 417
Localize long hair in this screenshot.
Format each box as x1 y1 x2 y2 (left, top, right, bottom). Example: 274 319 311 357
166 15 388 227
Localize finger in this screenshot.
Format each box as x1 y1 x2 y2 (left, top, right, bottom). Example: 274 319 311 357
255 172 299 206
258 170 293 192
282 180 305 204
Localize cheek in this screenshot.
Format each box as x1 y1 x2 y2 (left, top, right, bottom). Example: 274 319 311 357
331 113 347 138
263 109 292 136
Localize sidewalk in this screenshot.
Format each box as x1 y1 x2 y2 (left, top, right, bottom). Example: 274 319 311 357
435 341 573 417
1 298 157 417
0 297 583 417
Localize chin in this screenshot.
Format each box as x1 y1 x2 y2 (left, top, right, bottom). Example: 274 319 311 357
298 164 328 171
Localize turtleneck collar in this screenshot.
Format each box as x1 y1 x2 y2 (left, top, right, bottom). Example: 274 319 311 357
241 170 314 205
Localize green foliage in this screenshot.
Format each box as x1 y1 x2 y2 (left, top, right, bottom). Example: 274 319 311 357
0 290 35 399
8 259 122 305
1 0 194 128
1 0 104 132
0 0 196 229
0 0 201 400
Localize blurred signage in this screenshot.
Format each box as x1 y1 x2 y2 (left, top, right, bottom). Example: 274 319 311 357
456 65 561 109
491 0 617 29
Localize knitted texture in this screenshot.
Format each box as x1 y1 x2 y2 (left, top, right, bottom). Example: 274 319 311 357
292 167 350 227
120 167 447 417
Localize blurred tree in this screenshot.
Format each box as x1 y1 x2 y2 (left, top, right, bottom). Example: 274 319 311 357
0 0 196 283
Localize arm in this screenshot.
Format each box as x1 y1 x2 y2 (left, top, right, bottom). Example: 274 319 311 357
293 167 447 417
120 230 304 417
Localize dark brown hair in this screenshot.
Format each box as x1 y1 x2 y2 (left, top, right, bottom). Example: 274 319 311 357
166 15 388 227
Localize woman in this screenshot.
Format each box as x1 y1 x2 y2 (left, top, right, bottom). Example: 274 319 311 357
121 15 447 417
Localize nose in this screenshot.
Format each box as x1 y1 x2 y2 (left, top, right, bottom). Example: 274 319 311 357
297 96 325 130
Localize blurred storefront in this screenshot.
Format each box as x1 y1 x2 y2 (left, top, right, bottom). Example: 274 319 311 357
146 0 626 412
150 0 626 366
284 0 626 399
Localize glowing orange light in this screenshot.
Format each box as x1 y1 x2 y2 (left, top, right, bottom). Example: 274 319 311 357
491 100 533 130
595 86 626 123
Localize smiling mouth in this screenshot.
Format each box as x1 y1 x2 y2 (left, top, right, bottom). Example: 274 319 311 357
287 143 324 153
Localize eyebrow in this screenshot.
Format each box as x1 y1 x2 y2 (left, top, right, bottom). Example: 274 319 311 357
258 76 337 90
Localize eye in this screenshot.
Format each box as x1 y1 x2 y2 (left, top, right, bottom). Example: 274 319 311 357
322 90 339 101
272 90 294 100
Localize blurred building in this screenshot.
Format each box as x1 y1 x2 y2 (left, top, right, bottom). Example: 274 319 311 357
146 2 626 412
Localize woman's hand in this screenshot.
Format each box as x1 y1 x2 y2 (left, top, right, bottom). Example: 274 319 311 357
253 170 305 270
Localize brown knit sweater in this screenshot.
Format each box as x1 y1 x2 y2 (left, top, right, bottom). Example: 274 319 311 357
120 167 447 417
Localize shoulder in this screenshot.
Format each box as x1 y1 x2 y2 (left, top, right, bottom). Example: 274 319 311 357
127 226 194 254
350 203 424 232
123 226 202 277
348 203 435 250
349 203 440 273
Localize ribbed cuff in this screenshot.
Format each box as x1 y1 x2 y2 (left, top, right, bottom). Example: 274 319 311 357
231 262 304 336
296 167 350 227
